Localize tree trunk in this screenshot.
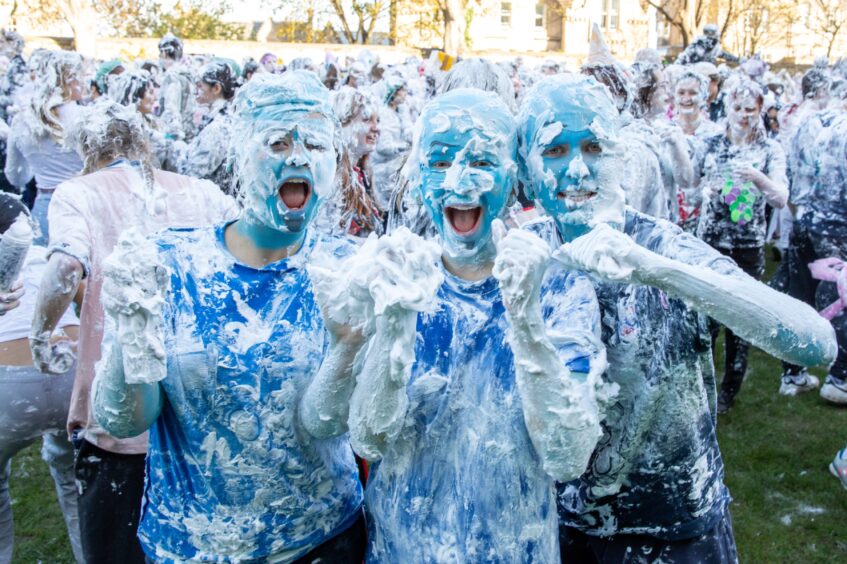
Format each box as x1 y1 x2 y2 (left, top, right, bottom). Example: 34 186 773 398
443 0 465 55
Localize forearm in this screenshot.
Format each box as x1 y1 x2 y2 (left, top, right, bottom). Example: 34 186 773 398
641 254 837 367
31 255 82 341
92 339 162 438
299 339 362 439
509 309 604 482
755 176 788 208
347 313 415 461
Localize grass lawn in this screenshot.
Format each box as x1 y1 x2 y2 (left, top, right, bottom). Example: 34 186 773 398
7 254 847 563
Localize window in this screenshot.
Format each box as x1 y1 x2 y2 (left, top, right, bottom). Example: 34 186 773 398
601 0 620 30
535 3 546 28
501 2 512 26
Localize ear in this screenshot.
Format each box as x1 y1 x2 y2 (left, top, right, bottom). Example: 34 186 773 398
212 83 223 96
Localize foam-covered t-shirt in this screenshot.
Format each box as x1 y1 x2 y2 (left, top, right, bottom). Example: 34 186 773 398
557 210 735 541
365 263 603 562
138 224 363 563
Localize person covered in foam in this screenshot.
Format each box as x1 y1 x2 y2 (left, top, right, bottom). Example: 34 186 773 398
91 71 366 563
301 88 608 561
518 74 836 562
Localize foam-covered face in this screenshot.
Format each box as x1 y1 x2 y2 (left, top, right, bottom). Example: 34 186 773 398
239 110 337 234
345 111 379 161
649 75 670 115
408 90 517 264
727 91 762 137
674 78 703 116
520 75 625 242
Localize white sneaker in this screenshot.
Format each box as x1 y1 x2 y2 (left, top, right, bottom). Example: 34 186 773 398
829 448 847 490
820 375 847 405
779 372 820 396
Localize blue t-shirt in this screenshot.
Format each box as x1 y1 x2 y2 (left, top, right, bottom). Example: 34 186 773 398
556 210 735 541
364 262 602 562
137 224 363 563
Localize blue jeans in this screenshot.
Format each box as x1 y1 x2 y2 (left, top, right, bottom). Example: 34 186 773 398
31 191 52 246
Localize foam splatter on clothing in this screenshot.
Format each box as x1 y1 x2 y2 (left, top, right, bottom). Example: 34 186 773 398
365 264 602 562
558 210 736 541
138 224 362 563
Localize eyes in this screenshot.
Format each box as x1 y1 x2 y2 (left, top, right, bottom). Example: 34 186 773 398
541 141 602 158
269 137 326 153
429 158 495 170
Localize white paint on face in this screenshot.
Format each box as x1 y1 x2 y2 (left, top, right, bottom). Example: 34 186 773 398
674 78 702 116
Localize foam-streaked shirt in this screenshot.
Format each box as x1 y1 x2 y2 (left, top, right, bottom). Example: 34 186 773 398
138 225 363 563
48 162 238 455
555 210 735 541
365 264 602 562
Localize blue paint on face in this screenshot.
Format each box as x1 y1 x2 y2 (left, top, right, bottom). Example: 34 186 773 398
532 128 605 241
231 71 340 249
410 89 517 265
519 75 625 242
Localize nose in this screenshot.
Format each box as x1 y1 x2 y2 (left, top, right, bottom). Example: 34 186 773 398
286 141 309 167
565 155 589 180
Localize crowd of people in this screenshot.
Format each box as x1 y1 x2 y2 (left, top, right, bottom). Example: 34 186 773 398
0 20 844 563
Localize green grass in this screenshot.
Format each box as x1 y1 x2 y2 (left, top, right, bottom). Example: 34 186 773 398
8 252 847 563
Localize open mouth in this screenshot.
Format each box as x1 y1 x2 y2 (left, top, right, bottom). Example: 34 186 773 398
445 205 483 236
557 191 597 204
279 179 312 210
365 133 379 144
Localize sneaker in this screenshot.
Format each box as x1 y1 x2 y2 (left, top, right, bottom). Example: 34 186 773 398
779 371 820 396
820 375 847 405
829 448 847 490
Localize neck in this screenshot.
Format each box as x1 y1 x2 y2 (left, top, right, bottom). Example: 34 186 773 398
225 218 305 268
676 110 700 130
442 254 493 282
441 240 496 282
728 126 753 145
556 222 592 243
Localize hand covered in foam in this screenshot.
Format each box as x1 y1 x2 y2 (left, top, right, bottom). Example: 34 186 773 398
492 219 551 320
0 279 23 315
308 227 443 339
30 330 76 375
553 223 642 283
101 229 169 385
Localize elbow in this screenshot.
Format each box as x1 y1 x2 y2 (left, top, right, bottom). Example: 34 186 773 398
539 429 599 482
299 406 348 440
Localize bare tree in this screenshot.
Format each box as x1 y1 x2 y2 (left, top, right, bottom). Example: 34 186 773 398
639 0 739 47
328 0 390 44
730 0 798 56
810 0 847 58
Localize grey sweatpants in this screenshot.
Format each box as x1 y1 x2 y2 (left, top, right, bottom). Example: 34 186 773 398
0 364 83 564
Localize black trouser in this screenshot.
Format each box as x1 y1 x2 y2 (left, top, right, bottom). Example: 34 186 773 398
294 511 367 563
560 509 738 563
781 218 847 380
75 439 147 564
710 247 765 399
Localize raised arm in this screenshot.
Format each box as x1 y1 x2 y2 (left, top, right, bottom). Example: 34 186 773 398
92 229 169 437
556 224 837 368
493 221 605 482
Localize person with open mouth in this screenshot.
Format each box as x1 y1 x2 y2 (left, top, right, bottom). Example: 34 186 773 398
345 88 607 562
91 71 367 564
519 73 835 564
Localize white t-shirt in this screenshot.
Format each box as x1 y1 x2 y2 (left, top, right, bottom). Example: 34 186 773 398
0 245 79 343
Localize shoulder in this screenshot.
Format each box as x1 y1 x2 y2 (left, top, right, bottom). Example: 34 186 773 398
313 232 360 260
152 225 214 254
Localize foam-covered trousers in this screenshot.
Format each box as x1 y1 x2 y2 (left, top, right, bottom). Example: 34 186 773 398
709 247 766 400
780 216 847 380
0 363 83 564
